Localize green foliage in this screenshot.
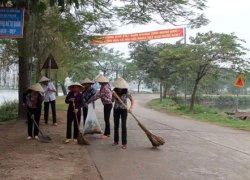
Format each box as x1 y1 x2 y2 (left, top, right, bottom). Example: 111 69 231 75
93 48 127 78
114 0 209 28
56 96 68 110
56 103 68 110
149 98 250 131
0 100 18 122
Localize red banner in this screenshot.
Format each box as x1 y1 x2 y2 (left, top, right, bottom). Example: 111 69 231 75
91 28 184 45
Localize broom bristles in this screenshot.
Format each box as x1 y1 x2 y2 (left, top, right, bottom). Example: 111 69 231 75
112 91 165 147
78 133 90 145
138 122 165 147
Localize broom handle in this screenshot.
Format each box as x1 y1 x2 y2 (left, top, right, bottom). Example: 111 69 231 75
26 107 46 137
112 91 140 124
72 101 81 131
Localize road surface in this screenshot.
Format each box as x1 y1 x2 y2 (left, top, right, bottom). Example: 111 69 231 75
87 94 250 180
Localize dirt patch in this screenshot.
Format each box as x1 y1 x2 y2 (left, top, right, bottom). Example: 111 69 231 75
0 110 101 180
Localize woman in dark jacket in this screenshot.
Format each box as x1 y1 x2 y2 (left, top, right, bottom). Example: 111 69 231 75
112 78 134 149
64 82 84 144
23 83 44 140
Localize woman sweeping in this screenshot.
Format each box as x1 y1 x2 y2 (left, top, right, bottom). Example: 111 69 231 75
23 83 44 140
65 82 84 144
112 78 134 149
88 75 113 139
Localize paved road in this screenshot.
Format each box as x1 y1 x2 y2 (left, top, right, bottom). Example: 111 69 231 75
86 94 250 180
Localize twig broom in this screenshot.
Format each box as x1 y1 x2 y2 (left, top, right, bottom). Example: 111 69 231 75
113 91 165 147
73 102 90 145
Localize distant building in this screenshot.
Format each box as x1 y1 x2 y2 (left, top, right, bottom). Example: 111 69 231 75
0 64 18 89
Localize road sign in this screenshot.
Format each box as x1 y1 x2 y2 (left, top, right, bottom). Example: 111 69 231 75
42 54 58 69
42 54 58 78
0 8 24 38
234 75 245 88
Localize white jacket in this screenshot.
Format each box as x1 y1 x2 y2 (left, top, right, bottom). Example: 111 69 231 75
42 82 56 102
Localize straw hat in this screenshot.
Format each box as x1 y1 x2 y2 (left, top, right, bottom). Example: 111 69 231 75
28 83 44 92
39 76 50 83
95 75 109 83
81 78 94 85
68 82 84 91
113 78 129 89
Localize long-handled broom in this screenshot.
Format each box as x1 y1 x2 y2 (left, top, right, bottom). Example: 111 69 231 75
113 91 165 147
73 102 90 145
26 107 51 143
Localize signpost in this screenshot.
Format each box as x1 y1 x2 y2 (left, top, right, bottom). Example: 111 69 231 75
0 8 24 38
42 54 58 78
234 75 245 112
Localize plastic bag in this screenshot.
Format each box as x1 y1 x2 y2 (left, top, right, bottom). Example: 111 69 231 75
83 103 102 135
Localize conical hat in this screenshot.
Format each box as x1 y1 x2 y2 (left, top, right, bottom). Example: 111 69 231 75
113 78 129 89
39 76 50 83
95 75 109 83
81 78 94 84
68 82 84 91
29 83 44 92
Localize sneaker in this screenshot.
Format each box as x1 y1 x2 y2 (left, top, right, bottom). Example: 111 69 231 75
73 139 78 144
64 139 70 144
27 136 32 140
53 123 57 126
34 136 39 140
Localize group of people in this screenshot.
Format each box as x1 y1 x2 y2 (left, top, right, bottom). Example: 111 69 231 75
23 74 134 149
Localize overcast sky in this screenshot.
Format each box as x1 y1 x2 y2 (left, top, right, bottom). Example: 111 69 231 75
103 0 250 57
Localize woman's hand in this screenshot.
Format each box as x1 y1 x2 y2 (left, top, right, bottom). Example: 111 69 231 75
69 98 75 102
74 109 78 113
128 106 133 113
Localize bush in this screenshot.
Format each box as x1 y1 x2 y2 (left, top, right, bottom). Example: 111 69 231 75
0 100 18 122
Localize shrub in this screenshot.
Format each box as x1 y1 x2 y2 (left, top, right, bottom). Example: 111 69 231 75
0 100 18 122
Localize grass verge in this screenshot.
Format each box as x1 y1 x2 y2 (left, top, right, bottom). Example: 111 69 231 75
56 96 68 111
148 98 250 131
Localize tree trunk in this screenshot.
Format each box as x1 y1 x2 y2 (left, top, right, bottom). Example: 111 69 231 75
115 70 118 79
17 55 30 119
60 82 67 95
55 72 58 96
137 79 141 93
3 68 7 86
17 16 31 119
189 79 199 111
160 82 162 102
163 83 167 98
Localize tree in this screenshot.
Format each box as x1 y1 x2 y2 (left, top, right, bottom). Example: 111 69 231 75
1 0 209 118
186 31 249 110
93 48 126 78
129 42 185 97
14 0 114 117
0 39 18 87
123 62 147 93
114 0 209 28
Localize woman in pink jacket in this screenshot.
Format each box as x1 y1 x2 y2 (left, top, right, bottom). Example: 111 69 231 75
88 75 113 139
